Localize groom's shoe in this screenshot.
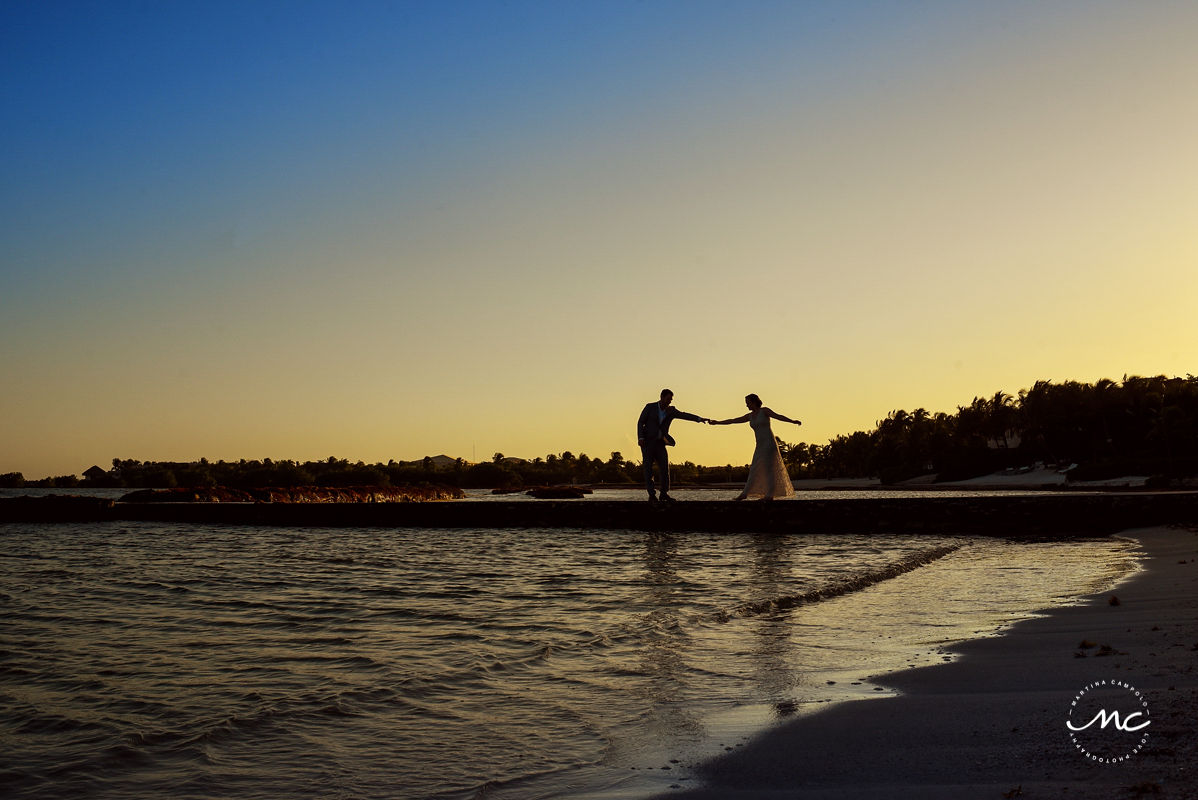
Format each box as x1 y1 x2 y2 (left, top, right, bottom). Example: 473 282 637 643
659 493 677 503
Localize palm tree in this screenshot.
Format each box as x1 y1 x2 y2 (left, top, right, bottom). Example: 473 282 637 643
986 391 1017 449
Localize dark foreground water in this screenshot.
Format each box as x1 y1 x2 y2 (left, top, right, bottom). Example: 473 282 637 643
0 520 1138 799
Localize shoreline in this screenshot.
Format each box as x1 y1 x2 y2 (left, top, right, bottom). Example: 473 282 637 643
660 525 1198 799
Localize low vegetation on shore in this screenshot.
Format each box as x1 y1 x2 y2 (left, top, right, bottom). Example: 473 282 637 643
118 485 464 503
2 376 1194 489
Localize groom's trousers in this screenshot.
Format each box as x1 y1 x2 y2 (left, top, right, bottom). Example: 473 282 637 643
641 442 670 497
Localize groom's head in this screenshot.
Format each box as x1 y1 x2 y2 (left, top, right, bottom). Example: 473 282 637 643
659 388 673 407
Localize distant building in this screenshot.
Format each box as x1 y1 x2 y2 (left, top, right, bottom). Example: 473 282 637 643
82 465 108 483
428 454 466 469
399 455 475 470
986 431 1022 449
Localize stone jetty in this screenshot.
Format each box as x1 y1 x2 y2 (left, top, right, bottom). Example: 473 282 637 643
3 490 1198 537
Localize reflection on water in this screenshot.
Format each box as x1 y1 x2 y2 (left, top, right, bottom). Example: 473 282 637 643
747 536 798 708
637 533 702 746
0 522 1138 800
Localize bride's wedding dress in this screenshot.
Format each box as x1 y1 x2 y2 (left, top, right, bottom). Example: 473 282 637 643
742 409 795 499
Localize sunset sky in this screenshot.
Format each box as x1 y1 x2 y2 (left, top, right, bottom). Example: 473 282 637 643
3 1 1196 479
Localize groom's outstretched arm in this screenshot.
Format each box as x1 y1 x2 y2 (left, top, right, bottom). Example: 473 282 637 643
674 410 710 424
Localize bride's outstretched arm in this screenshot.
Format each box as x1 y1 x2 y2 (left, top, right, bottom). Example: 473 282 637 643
765 408 802 425
710 413 752 425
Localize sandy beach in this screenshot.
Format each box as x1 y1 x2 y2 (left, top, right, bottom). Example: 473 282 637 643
663 526 1198 799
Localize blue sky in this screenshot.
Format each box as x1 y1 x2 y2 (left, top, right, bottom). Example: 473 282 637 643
3 1 1196 477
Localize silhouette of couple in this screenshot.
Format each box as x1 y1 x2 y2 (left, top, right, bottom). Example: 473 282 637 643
637 388 801 503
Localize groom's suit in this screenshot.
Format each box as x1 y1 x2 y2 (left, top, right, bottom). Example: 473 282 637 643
637 402 704 499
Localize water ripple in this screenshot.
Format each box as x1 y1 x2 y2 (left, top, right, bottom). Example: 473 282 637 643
0 521 1137 799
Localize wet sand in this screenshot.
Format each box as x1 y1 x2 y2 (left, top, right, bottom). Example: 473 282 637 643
663 526 1198 799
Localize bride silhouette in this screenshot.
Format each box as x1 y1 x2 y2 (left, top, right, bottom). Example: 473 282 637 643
711 394 801 500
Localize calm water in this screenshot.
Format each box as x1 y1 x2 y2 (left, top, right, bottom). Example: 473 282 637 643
0 517 1138 800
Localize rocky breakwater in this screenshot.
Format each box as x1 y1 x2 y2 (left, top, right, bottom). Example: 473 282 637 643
490 486 595 499
119 485 464 503
522 487 594 499
0 485 463 525
112 484 464 526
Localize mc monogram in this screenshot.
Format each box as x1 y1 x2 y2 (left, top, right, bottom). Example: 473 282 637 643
1066 680 1151 763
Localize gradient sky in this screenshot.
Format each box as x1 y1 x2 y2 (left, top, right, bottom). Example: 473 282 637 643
3 1 1196 479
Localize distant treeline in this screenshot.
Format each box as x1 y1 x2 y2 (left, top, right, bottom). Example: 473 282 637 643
3 376 1194 489
792 374 1198 484
1 454 653 491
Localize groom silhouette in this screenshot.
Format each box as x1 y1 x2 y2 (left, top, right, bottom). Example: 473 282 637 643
637 388 710 503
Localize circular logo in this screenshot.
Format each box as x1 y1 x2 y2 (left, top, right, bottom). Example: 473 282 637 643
1066 680 1151 763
